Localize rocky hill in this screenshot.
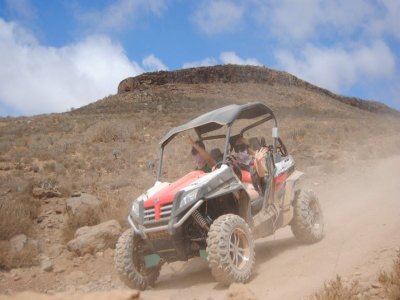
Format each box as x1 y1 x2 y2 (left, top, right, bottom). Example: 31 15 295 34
117 65 397 115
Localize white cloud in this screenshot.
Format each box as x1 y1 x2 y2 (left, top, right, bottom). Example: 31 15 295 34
0 18 144 115
76 0 167 32
369 0 400 40
142 54 168 71
275 41 396 93
4 0 37 20
254 0 376 42
219 51 261 66
183 51 261 69
182 57 218 69
192 0 244 35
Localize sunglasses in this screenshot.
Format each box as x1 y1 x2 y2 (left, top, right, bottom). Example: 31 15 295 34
191 148 198 156
234 144 248 153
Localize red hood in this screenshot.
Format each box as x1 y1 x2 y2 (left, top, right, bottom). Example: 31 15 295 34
144 170 206 208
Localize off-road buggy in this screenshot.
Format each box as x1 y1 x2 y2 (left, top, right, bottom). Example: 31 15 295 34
115 102 324 289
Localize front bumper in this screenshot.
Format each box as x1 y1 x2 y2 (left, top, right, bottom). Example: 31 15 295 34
128 199 204 239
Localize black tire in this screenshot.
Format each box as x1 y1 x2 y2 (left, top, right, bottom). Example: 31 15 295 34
114 229 161 290
207 214 255 285
291 190 324 243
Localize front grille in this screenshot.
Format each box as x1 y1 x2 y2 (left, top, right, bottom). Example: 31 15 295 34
144 204 173 224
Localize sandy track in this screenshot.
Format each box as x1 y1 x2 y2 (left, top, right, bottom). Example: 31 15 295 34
141 155 400 300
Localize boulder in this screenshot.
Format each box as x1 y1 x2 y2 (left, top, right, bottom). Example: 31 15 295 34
9 234 27 252
66 193 100 217
67 220 121 256
32 187 62 199
9 234 40 254
40 255 53 272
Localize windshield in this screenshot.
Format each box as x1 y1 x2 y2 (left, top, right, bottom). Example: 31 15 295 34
156 114 276 182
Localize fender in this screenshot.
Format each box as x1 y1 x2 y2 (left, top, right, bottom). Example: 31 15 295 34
280 170 304 226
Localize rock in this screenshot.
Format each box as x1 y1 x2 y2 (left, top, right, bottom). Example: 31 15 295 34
54 265 65 274
371 282 382 289
225 283 257 300
9 234 27 252
9 234 41 254
66 193 100 217
40 256 53 272
32 187 62 199
67 220 121 256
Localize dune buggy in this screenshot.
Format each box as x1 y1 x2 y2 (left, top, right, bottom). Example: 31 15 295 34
115 102 324 289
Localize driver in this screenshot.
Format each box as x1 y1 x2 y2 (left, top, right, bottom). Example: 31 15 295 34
187 137 216 173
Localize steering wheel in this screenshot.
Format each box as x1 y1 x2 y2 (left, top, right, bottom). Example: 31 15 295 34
277 138 288 157
213 155 242 180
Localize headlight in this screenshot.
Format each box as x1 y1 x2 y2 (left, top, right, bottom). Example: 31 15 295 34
130 201 140 218
179 189 199 209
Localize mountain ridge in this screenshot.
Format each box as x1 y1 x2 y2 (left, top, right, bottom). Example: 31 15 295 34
116 64 397 115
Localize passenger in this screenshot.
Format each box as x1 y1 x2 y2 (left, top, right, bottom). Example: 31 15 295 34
187 137 216 173
233 137 269 192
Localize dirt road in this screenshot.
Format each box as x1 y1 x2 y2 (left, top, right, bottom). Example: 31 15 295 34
1 155 399 300
141 155 400 300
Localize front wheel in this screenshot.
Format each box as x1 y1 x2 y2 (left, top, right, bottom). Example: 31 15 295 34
114 229 161 290
207 214 255 285
291 190 324 243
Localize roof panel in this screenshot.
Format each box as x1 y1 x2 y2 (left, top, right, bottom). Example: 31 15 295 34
160 102 275 146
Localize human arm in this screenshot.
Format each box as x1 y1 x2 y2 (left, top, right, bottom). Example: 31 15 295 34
187 137 216 168
254 147 269 177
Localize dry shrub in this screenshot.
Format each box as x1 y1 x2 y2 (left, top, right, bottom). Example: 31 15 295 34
0 195 39 240
0 240 39 270
312 276 365 300
379 250 400 300
92 124 120 143
63 207 100 242
98 195 130 227
289 128 306 142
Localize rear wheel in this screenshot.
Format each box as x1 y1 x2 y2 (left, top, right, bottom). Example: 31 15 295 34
114 229 161 290
291 190 324 243
207 214 255 285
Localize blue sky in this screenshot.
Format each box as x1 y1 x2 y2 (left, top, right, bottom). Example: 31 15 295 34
0 0 399 116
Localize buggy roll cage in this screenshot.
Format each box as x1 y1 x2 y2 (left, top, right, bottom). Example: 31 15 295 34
156 102 278 181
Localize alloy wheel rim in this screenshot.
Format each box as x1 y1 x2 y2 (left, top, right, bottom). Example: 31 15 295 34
229 228 250 270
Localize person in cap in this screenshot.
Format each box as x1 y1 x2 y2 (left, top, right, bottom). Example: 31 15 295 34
188 137 216 173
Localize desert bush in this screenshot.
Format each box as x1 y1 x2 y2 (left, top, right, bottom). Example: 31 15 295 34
43 161 56 172
63 207 100 242
379 250 400 300
311 276 365 300
0 140 12 154
0 194 40 240
0 240 39 270
98 194 131 228
289 128 306 142
92 124 120 143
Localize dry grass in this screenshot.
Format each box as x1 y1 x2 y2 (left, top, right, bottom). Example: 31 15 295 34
0 240 39 270
0 193 40 240
62 207 101 242
98 194 131 227
311 276 366 300
379 250 400 300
